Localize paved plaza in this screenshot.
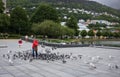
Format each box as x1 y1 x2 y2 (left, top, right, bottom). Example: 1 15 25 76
0 40 120 77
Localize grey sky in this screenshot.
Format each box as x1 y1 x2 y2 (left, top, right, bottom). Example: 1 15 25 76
90 0 120 9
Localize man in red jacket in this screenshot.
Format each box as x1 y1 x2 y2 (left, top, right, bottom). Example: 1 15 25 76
32 39 38 58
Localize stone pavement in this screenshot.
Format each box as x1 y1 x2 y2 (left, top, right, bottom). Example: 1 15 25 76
0 40 120 77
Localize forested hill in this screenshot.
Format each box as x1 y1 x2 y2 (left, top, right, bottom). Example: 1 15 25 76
7 0 120 18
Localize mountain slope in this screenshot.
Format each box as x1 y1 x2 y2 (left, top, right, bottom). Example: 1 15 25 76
7 0 120 18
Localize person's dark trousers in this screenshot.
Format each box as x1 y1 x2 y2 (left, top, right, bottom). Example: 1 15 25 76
35 51 38 58
32 48 38 58
32 48 35 58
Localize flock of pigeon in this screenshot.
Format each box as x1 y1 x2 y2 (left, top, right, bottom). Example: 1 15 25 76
83 55 119 70
2 45 119 71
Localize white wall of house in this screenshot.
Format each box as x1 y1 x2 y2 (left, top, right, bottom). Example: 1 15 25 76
78 23 89 31
61 21 89 31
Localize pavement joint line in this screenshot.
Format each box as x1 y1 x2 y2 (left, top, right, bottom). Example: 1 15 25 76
31 60 86 77
55 60 111 74
13 65 35 77
16 64 45 77
32 60 76 74
45 60 87 76
34 60 91 74
0 72 9 75
29 62 61 77
0 67 9 75
46 60 109 75
3 66 25 76
0 58 13 67
52 61 91 74
22 64 46 77
1 66 16 77
31 62 75 77
16 65 42 77
0 56 21 67
29 63 64 77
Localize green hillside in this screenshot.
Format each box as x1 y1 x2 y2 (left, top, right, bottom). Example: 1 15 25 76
7 0 120 22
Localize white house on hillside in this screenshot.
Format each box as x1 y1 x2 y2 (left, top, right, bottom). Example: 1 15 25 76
78 23 89 31
60 22 89 32
90 20 111 25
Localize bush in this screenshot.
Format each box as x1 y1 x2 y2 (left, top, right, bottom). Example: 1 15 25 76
8 34 21 39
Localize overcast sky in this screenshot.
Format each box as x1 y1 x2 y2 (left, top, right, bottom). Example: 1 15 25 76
90 0 120 9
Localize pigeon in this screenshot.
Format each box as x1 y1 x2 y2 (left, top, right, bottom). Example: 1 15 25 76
62 60 66 64
91 57 99 63
29 58 33 62
109 55 114 60
78 55 82 59
57 52 60 55
6 54 10 59
96 56 103 60
108 63 113 69
71 56 77 60
8 58 14 66
2 54 5 58
115 65 119 69
84 61 89 64
41 45 45 48
89 63 96 69
45 48 51 54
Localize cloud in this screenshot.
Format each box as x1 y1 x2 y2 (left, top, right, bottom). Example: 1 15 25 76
90 0 120 9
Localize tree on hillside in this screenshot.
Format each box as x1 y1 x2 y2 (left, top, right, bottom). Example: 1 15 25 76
0 14 10 33
63 26 75 37
113 32 119 38
30 3 59 23
32 20 75 38
88 30 94 38
0 0 4 13
10 6 29 35
101 31 109 38
32 20 62 38
80 30 87 38
66 15 79 36
96 30 101 38
93 15 120 23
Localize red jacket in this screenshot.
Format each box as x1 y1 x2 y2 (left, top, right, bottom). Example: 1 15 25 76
32 39 38 48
